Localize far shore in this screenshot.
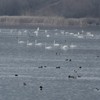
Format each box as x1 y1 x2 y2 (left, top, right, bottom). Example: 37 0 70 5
0 16 100 29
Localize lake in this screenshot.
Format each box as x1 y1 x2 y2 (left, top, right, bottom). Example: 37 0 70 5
0 27 100 100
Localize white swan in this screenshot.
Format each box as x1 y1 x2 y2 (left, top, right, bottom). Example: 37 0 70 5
37 27 39 31
35 40 43 46
70 44 77 48
81 30 84 34
45 43 53 50
34 27 39 37
24 30 27 33
61 30 65 35
61 45 68 50
34 31 38 37
45 30 47 33
18 31 25 44
77 35 84 39
78 32 80 35
86 32 94 37
27 40 33 46
18 39 25 44
53 40 60 47
69 32 74 35
74 32 84 38
46 34 50 38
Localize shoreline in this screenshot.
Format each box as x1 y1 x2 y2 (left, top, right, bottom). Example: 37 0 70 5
0 16 100 29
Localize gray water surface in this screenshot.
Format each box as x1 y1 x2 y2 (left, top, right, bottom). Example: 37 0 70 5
0 28 100 100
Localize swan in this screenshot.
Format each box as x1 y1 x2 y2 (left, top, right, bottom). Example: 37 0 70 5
77 35 84 38
27 40 33 46
81 30 84 34
34 27 39 37
18 39 25 44
46 34 50 38
74 32 84 38
45 30 50 37
35 40 43 46
61 45 68 50
45 43 53 50
18 31 25 44
34 31 38 37
24 30 27 33
37 27 39 31
45 46 52 50
69 32 74 35
78 32 80 35
70 44 77 48
61 30 65 35
86 32 94 37
45 30 47 33
53 40 60 47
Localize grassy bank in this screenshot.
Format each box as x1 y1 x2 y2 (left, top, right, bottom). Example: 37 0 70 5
0 16 100 28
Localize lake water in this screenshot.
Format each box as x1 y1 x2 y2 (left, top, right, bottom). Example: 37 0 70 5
0 27 100 100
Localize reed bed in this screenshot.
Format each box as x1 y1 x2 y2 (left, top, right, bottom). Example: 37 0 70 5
0 16 99 28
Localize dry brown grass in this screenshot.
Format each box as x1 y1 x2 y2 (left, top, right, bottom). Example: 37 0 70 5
0 16 99 28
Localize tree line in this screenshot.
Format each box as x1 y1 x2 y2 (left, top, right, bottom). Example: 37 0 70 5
0 0 100 18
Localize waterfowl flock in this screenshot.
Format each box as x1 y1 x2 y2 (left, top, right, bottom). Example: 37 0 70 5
17 28 95 51
0 27 100 100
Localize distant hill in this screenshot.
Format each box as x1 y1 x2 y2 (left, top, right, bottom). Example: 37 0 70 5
0 0 100 18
